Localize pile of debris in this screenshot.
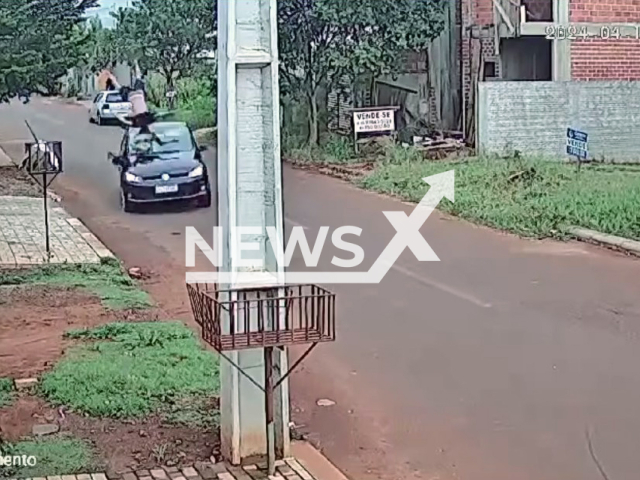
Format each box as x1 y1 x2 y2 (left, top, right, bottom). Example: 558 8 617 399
291 161 374 182
411 130 468 160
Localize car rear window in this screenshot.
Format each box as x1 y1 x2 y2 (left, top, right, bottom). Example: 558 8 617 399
129 125 194 154
106 93 124 103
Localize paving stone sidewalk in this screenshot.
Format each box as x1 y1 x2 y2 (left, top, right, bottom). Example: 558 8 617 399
0 196 113 267
10 458 318 480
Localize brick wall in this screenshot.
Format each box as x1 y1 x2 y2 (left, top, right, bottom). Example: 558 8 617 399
569 0 640 80
573 39 640 80
460 0 499 103
474 0 493 26
477 81 640 162
570 0 640 22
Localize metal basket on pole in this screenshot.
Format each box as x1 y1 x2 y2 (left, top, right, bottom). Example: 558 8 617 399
187 282 336 475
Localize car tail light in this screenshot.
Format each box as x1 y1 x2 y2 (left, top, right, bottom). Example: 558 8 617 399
102 104 110 110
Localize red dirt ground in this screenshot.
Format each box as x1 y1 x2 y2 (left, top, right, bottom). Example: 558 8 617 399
0 394 219 475
0 285 161 379
0 282 218 475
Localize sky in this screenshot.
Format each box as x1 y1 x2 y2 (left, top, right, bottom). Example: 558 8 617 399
87 0 131 27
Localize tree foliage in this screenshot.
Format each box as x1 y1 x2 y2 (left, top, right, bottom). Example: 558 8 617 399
114 0 216 88
80 17 122 73
0 0 98 101
278 0 447 144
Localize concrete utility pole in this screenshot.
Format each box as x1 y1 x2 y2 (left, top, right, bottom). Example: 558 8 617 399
217 0 290 465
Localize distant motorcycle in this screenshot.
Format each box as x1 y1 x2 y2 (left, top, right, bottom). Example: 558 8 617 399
18 89 30 104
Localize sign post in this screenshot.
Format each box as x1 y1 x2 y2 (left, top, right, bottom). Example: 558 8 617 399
352 106 399 153
566 128 588 172
22 121 62 260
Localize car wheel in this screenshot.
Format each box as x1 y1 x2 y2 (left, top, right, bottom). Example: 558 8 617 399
89 114 95 124
96 113 103 126
198 190 212 208
121 190 135 213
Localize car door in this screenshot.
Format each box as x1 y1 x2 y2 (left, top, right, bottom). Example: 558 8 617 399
90 93 102 118
115 131 130 177
119 131 128 158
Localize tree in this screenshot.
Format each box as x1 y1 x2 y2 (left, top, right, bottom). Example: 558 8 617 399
80 17 123 74
114 0 216 89
278 0 447 145
0 0 98 101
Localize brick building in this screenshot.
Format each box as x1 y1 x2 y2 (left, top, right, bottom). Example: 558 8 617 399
460 0 640 95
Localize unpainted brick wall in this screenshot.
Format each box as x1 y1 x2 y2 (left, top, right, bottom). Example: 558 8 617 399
570 0 640 22
477 81 640 162
573 39 640 80
460 0 499 102
474 0 494 26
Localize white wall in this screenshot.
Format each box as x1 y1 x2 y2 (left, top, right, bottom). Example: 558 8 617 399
478 81 640 162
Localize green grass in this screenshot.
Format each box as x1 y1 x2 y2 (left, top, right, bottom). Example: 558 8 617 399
287 135 359 165
175 94 216 131
0 377 14 408
0 258 152 310
40 322 220 420
360 154 640 240
1 436 96 478
161 395 220 429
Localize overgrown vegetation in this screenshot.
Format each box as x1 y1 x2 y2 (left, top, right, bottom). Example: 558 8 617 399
286 135 358 165
147 73 216 131
0 0 98 100
1 436 96 478
40 322 220 419
278 0 446 144
360 153 640 240
0 258 152 310
0 377 14 408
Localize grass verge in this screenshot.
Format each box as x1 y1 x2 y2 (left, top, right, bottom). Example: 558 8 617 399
286 135 362 165
40 322 220 420
0 377 14 408
1 435 96 478
360 155 640 240
0 258 152 310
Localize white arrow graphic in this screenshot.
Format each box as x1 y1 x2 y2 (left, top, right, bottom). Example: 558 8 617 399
186 170 455 285
366 170 455 283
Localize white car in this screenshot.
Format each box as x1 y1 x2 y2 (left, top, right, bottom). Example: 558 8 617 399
89 90 132 126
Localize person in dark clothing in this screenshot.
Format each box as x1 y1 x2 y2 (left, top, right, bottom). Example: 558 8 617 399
105 77 115 91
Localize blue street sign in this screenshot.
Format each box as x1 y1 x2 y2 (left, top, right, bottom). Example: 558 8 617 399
567 128 588 160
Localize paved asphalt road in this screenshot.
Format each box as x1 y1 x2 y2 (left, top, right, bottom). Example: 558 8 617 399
2 98 640 480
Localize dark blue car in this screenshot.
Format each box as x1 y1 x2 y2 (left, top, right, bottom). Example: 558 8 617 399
111 122 212 213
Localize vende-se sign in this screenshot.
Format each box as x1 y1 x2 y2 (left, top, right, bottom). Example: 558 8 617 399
353 109 396 133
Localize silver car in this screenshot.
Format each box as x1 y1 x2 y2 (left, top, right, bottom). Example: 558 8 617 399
88 91 132 126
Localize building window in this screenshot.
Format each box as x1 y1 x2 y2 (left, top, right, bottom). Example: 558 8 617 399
483 61 497 80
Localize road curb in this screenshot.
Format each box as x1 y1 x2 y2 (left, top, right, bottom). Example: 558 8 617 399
291 441 350 480
568 227 640 257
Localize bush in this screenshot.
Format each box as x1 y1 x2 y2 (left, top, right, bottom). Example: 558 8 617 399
146 73 216 130
176 93 216 130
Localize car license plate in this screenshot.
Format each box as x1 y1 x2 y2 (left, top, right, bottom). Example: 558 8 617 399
155 185 178 194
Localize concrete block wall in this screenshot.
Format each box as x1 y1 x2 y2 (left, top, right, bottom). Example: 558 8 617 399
570 0 640 80
477 81 640 162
